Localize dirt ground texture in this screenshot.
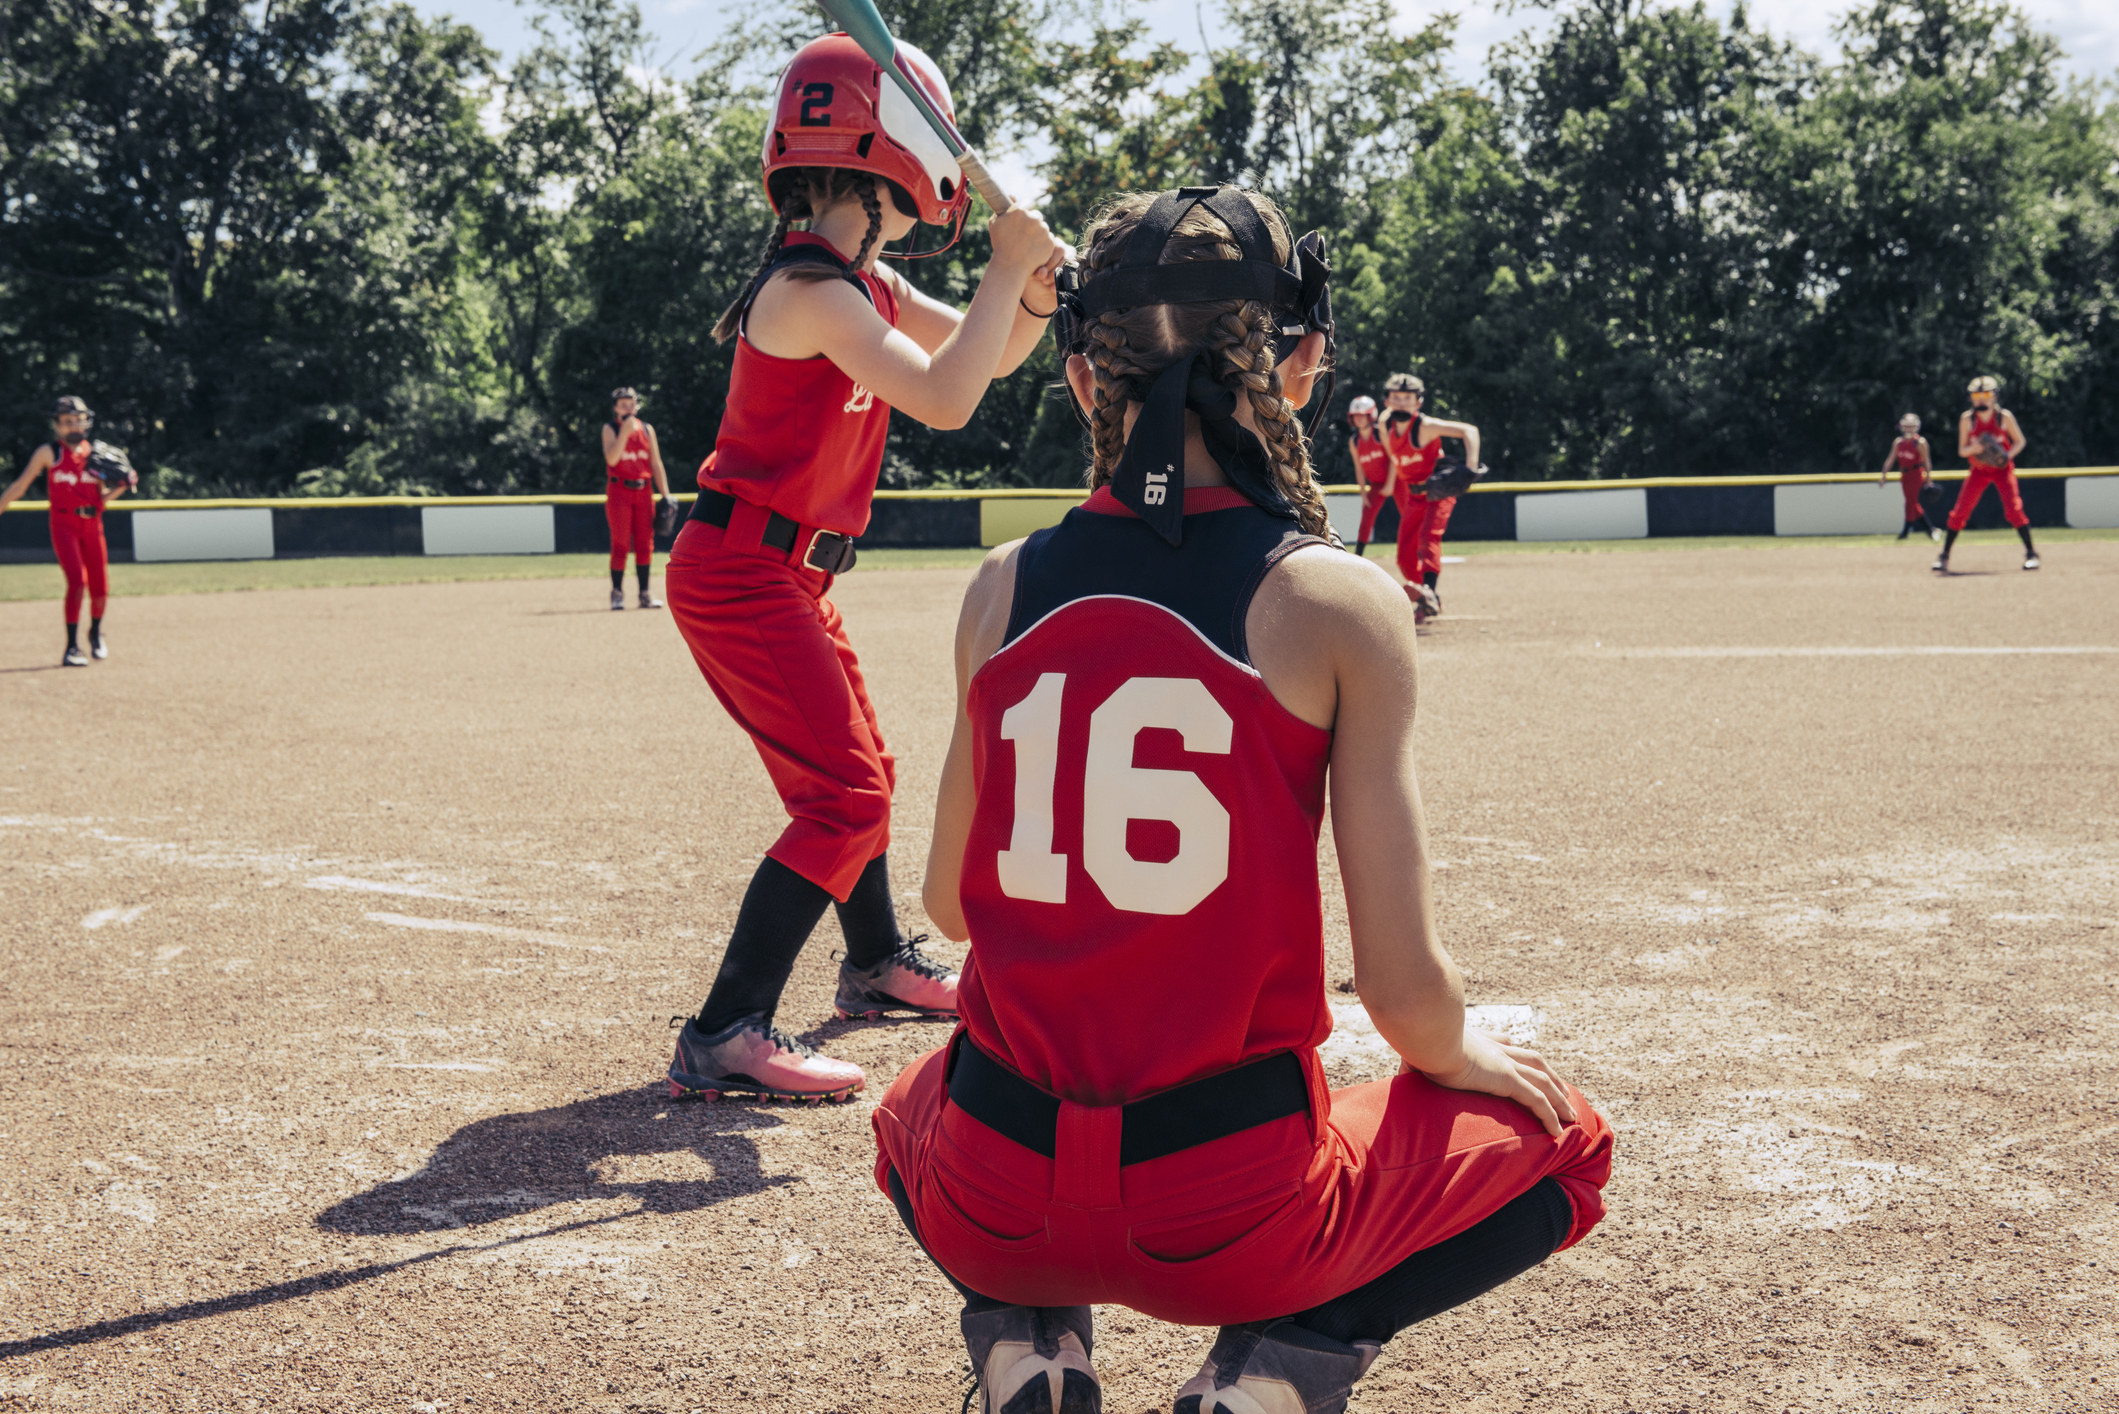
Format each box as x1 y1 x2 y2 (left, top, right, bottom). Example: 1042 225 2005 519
2 535 2115 1414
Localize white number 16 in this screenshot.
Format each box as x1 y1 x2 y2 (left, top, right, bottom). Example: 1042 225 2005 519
995 673 1233 916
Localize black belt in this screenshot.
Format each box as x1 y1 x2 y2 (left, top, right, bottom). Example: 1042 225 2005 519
947 1035 1309 1167
688 487 857 575
609 476 650 489
62 506 99 518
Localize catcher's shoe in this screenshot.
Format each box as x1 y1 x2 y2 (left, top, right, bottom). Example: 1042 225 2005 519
89 631 108 660
834 936 960 1020
1173 1322 1381 1414
610 588 626 611
2023 553 2040 571
638 589 664 609
62 645 88 667
962 1304 1100 1414
666 1015 864 1103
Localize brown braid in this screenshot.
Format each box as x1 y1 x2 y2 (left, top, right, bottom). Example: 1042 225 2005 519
711 169 884 345
1074 190 1330 538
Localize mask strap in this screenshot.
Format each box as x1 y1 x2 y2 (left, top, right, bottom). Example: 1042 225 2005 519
1108 355 1194 545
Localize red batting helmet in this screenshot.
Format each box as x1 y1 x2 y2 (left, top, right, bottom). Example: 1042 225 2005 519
763 33 971 241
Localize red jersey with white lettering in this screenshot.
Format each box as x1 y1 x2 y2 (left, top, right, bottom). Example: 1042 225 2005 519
1969 410 2013 471
608 423 653 487
45 440 100 514
1892 436 1925 475
1385 414 1440 493
954 486 1334 1106
698 232 902 537
1352 432 1389 488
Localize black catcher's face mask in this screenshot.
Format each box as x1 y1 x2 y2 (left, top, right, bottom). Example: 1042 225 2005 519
1053 186 1335 545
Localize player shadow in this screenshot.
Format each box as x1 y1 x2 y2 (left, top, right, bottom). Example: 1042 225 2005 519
0 1086 787 1362
0 663 72 674
316 1083 794 1236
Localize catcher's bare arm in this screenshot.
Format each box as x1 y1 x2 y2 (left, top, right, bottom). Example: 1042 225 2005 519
0 444 57 516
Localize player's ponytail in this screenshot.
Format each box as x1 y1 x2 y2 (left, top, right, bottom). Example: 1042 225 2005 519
712 169 887 344
1075 191 1331 540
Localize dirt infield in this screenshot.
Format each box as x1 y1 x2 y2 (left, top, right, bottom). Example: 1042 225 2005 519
2 540 2114 1413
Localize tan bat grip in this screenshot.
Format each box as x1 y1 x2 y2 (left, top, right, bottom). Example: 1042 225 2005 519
956 146 1014 215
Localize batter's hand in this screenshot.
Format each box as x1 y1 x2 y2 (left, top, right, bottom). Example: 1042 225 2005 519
1413 1028 1579 1137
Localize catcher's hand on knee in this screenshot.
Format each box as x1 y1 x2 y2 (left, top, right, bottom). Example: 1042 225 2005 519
1409 1028 1578 1137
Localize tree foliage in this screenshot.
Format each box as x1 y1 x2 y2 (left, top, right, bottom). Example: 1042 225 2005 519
2 0 2114 493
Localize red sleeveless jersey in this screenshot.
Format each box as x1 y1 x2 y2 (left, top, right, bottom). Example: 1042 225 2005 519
45 440 100 514
1385 414 1440 491
1969 410 2013 471
608 424 652 485
698 232 902 537
1352 432 1389 487
1892 436 1925 473
954 486 1335 1106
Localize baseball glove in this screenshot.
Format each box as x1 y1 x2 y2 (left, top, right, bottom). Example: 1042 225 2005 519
654 495 680 538
1421 457 1487 501
1976 431 2010 463
84 442 138 489
1918 480 1947 510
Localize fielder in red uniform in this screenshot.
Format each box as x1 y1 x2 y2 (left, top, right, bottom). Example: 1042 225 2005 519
875 187 1611 1414
1344 395 1389 558
601 386 673 610
661 34 1068 1103
1379 374 1480 623
1880 413 1939 542
0 396 131 666
1935 375 2037 574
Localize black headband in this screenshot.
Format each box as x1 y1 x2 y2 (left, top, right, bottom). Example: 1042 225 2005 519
1056 186 1335 544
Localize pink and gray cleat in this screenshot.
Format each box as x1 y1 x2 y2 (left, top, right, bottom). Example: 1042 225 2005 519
1173 1322 1380 1414
666 1016 864 1103
834 936 960 1021
963 1304 1100 1414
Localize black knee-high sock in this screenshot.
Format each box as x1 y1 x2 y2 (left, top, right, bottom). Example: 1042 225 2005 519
834 853 905 970
1422 569 1439 591
1353 540 1368 558
636 563 651 591
695 857 835 1033
610 567 623 591
2017 525 2036 554
89 616 103 645
1941 529 1960 557
1287 1178 1573 1346
66 622 80 651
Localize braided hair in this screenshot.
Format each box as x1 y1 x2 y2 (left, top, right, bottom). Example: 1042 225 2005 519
711 168 889 344
1076 191 1331 539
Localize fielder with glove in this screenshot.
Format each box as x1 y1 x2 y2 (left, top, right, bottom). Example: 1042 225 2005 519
602 387 675 609
0 396 135 666
1936 376 2037 573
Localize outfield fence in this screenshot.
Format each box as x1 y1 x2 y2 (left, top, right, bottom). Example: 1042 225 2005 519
4 469 2115 564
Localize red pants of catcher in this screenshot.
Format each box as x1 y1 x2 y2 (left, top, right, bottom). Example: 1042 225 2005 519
665 514 890 901
1357 486 1387 543
1394 491 1454 582
51 511 109 625
873 1041 1612 1326
606 488 654 571
1899 471 1929 522
1946 466 2028 531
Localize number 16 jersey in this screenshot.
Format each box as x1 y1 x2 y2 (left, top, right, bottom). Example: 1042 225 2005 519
955 485 1335 1107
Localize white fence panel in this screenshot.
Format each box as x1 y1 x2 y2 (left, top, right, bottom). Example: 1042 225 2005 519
2065 475 2119 529
130 508 275 562
1774 481 1906 536
1514 488 1648 541
420 505 555 556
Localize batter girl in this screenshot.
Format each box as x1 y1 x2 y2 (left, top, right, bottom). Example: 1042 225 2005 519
874 187 1611 1414
1345 395 1389 558
602 387 674 609
663 34 1066 1103
0 396 131 666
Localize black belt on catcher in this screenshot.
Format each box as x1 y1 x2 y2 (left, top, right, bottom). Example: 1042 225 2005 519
946 1034 1309 1167
688 487 858 575
609 476 650 490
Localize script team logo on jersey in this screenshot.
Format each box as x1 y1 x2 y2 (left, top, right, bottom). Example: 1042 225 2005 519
844 384 875 415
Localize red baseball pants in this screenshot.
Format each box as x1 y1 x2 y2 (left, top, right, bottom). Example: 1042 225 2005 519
1357 487 1387 543
51 512 108 625
1395 491 1454 580
1899 471 1928 522
1946 467 2028 531
665 517 891 902
873 1041 1612 1326
606 488 655 570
